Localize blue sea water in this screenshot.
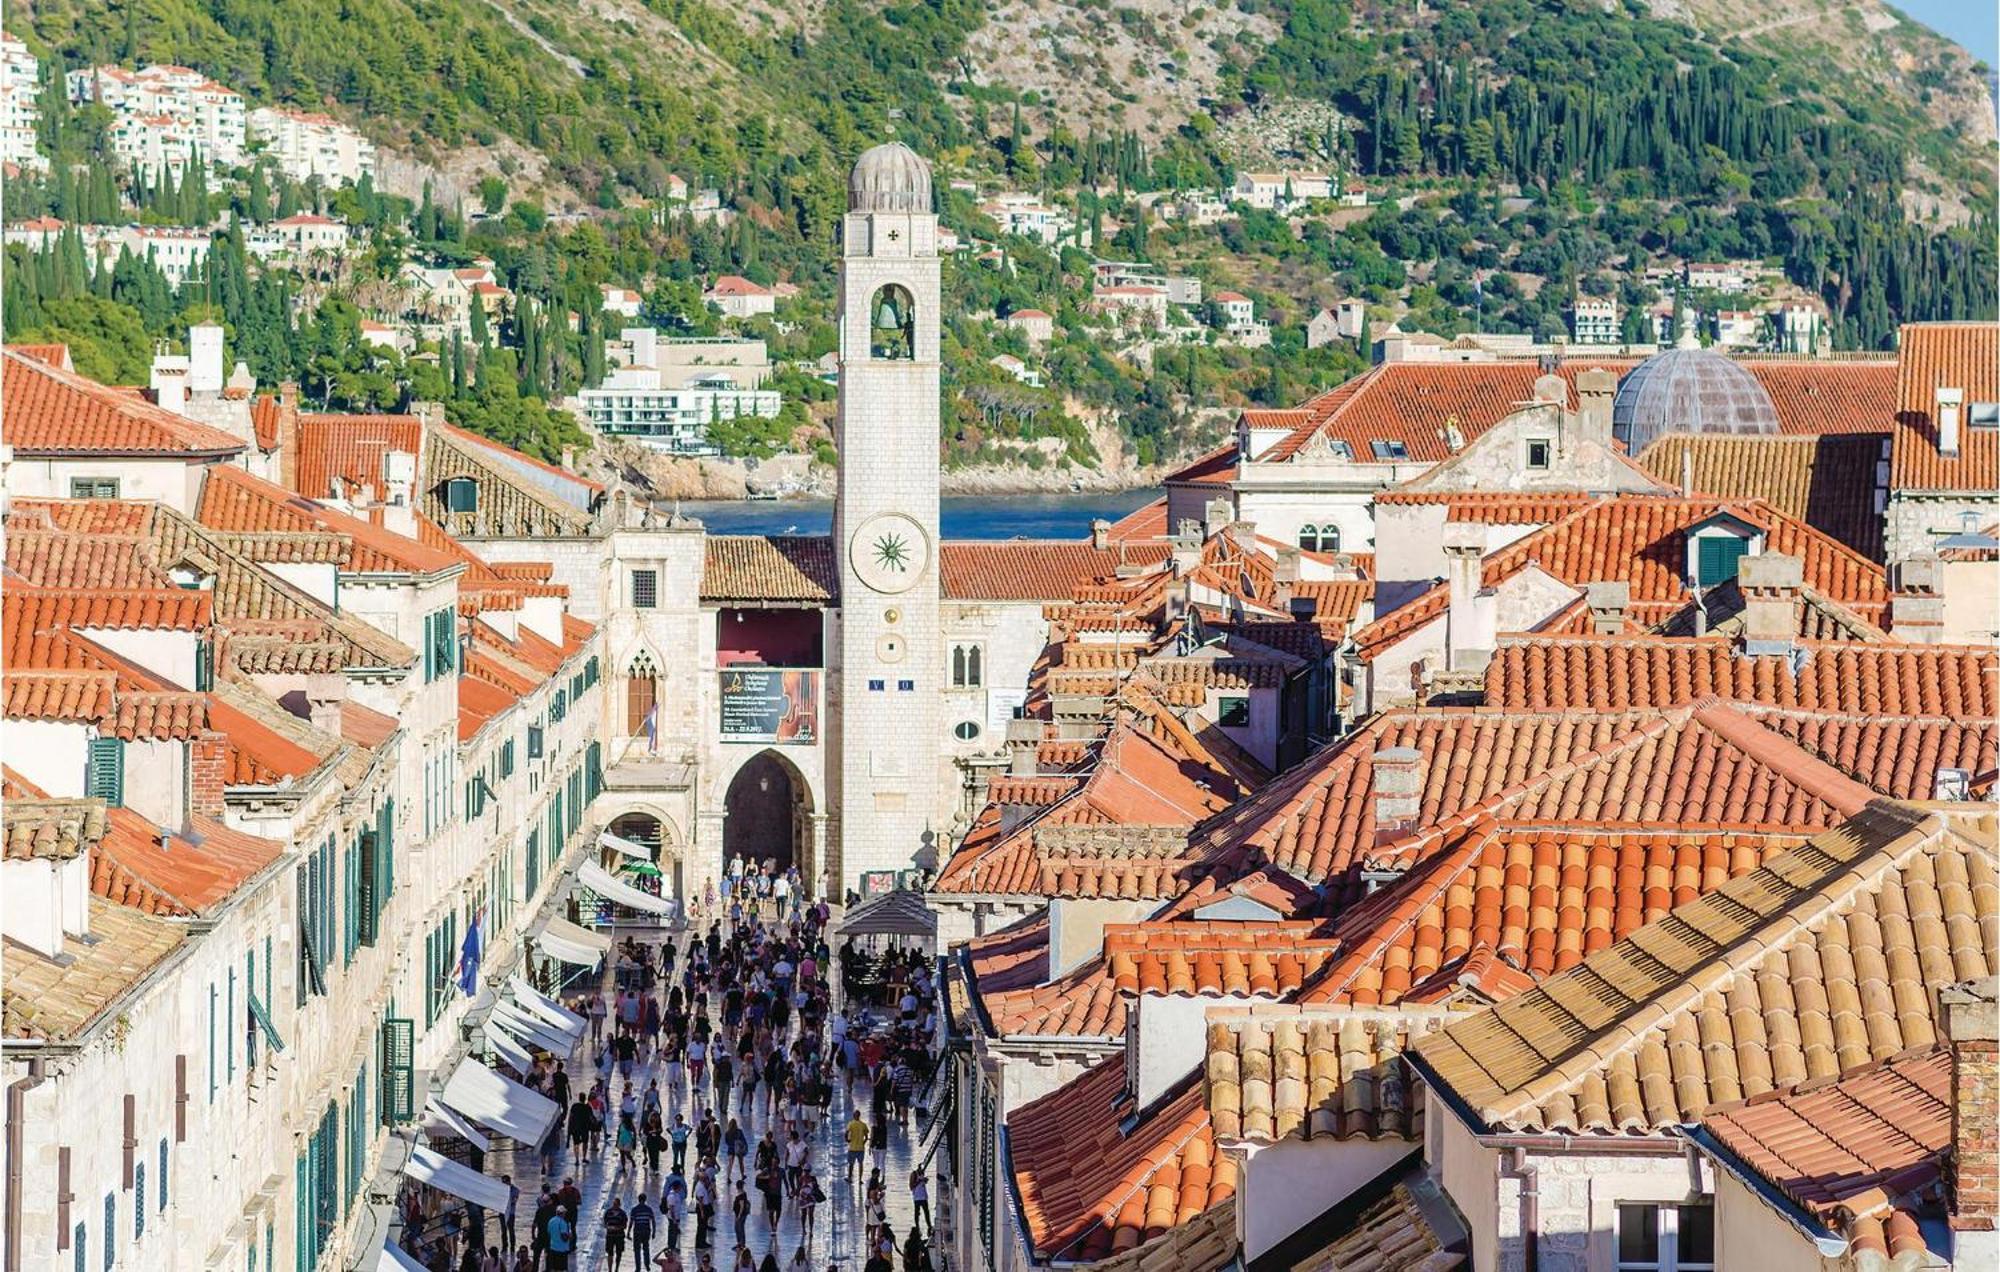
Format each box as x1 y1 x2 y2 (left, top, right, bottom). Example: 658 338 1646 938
669 490 1157 539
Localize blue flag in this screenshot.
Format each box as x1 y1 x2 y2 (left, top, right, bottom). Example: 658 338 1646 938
455 907 484 996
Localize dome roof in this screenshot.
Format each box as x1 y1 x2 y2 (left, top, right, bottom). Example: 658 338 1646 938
1612 346 1780 456
848 142 933 213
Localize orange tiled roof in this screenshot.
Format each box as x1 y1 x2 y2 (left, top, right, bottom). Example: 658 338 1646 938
1008 1056 1236 1261
1699 1045 1949 1264
1104 921 1341 997
0 347 245 456
2 896 186 1041
963 913 1129 1038
1372 491 1599 526
1482 634 1997 716
939 540 1171 601
1349 496 1888 660
1205 1006 1447 1143
197 465 462 575
292 412 423 499
3 792 106 863
247 392 285 450
1104 499 1169 542
701 536 836 603
10 343 72 369
1409 801 1994 1135
1635 432 1887 560
1181 702 1881 893
93 808 285 916
1889 322 1998 492
1163 444 1238 487
207 698 321 785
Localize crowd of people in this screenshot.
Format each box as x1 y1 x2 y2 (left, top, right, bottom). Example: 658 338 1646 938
395 854 943 1272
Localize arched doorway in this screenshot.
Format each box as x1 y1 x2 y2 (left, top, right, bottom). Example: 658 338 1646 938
608 811 681 908
723 750 813 885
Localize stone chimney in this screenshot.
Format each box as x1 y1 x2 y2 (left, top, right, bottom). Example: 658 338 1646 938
188 731 228 819
1372 746 1423 840
1940 977 1999 1266
1937 387 1965 459
276 381 301 491
1005 717 1041 778
1531 372 1566 406
187 322 224 395
1091 518 1111 551
150 356 188 416
561 446 576 473
1891 554 1946 645
1203 496 1233 538
1737 552 1803 654
1170 523 1203 578
1585 581 1630 635
1273 545 1300 606
303 673 346 739
1575 367 1617 447
1443 524 1494 672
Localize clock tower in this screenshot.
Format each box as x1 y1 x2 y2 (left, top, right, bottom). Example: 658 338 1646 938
831 142 943 894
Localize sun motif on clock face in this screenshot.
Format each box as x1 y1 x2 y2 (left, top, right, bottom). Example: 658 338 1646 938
872 531 912 572
850 512 929 594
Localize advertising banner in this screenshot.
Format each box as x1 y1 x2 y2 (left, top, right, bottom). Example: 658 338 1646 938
719 669 819 744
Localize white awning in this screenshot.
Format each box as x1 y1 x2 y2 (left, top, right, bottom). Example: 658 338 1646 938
532 917 611 968
488 1000 574 1055
420 1099 492 1152
599 830 653 860
440 1057 560 1145
485 1026 536 1076
405 1144 511 1213
510 974 590 1033
579 861 675 916
376 1241 432 1272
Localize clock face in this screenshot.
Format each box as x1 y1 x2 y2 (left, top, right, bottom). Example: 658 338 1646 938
850 512 930 594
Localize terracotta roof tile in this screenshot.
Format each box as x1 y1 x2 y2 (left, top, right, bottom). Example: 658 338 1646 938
1635 433 1888 559
1105 499 1170 542
1372 491 1600 526
1700 1044 1950 1241
940 540 1171 601
3 796 107 862
701 536 836 603
1889 322 1998 492
1410 802 1996 1134
1483 635 1997 717
1163 444 1239 487
293 413 422 499
1008 1057 1236 1261
1105 922 1341 998
2 896 186 1041
92 808 285 916
1281 1169 1467 1272
1213 1005 1436 1147
0 347 245 455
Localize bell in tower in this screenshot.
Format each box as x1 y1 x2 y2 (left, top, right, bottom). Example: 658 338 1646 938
870 284 915 360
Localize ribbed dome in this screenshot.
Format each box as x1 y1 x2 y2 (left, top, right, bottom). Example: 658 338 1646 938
1612 346 1780 456
848 142 933 213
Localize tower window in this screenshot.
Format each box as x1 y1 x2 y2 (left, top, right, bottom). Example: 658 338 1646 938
631 569 658 609
1299 524 1339 553
869 284 916 360
1525 438 1552 470
951 644 984 688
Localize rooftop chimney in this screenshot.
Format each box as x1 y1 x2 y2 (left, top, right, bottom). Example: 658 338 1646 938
150 356 188 416
1585 580 1630 635
1005 717 1042 778
1443 524 1494 672
1938 387 1965 459
187 322 224 395
276 381 300 489
1203 496 1234 538
1575 367 1616 447
303 673 346 738
1273 545 1300 606
188 731 227 819
1091 518 1111 551
1940 977 1999 1266
1737 552 1803 654
1891 554 1946 645
1372 746 1423 839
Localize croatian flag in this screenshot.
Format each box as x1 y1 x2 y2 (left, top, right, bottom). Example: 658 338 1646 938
644 702 659 754
455 907 485 996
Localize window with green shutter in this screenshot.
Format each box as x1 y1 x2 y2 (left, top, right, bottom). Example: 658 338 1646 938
444 477 478 513
1694 534 1749 588
356 831 378 946
525 828 540 898
86 738 124 807
194 638 213 691
378 1018 414 1125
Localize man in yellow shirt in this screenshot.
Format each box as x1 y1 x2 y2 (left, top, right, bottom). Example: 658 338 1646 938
844 1112 869 1185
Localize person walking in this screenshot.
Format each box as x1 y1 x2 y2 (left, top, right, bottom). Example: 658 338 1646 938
869 1111 890 1177
669 1114 691 1172
630 1196 657 1270
909 1169 930 1236
603 1196 631 1272
729 1183 750 1250
543 1208 574 1272
664 1177 687 1251
843 1113 868 1186
500 1175 519 1252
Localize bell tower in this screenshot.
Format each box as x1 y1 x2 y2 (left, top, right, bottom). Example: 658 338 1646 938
831 142 943 894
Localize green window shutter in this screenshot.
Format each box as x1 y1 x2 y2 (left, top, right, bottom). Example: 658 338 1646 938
379 1017 414 1125
526 828 540 897
1695 535 1749 588
421 612 434 682
87 738 124 807
378 800 395 902
207 985 217 1099
195 638 213 691
357 831 378 946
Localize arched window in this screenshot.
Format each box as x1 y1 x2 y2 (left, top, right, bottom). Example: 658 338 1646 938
951 646 966 686
869 284 916 360
627 651 659 740
1299 524 1340 553
967 646 982 687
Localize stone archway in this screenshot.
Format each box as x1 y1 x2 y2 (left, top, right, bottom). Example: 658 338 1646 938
722 749 814 886
605 808 683 906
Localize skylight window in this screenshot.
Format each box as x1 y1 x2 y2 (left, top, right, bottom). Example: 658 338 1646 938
1370 439 1409 461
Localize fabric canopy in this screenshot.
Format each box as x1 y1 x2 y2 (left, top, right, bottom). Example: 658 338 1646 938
579 861 675 916
532 917 611 968
599 830 653 860
421 1098 492 1152
837 889 938 939
405 1144 511 1212
485 1026 536 1076
510 975 589 1033
377 1241 432 1272
488 1001 572 1055
441 1057 559 1145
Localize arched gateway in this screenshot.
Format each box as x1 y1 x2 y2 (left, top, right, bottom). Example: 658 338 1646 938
722 748 814 882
